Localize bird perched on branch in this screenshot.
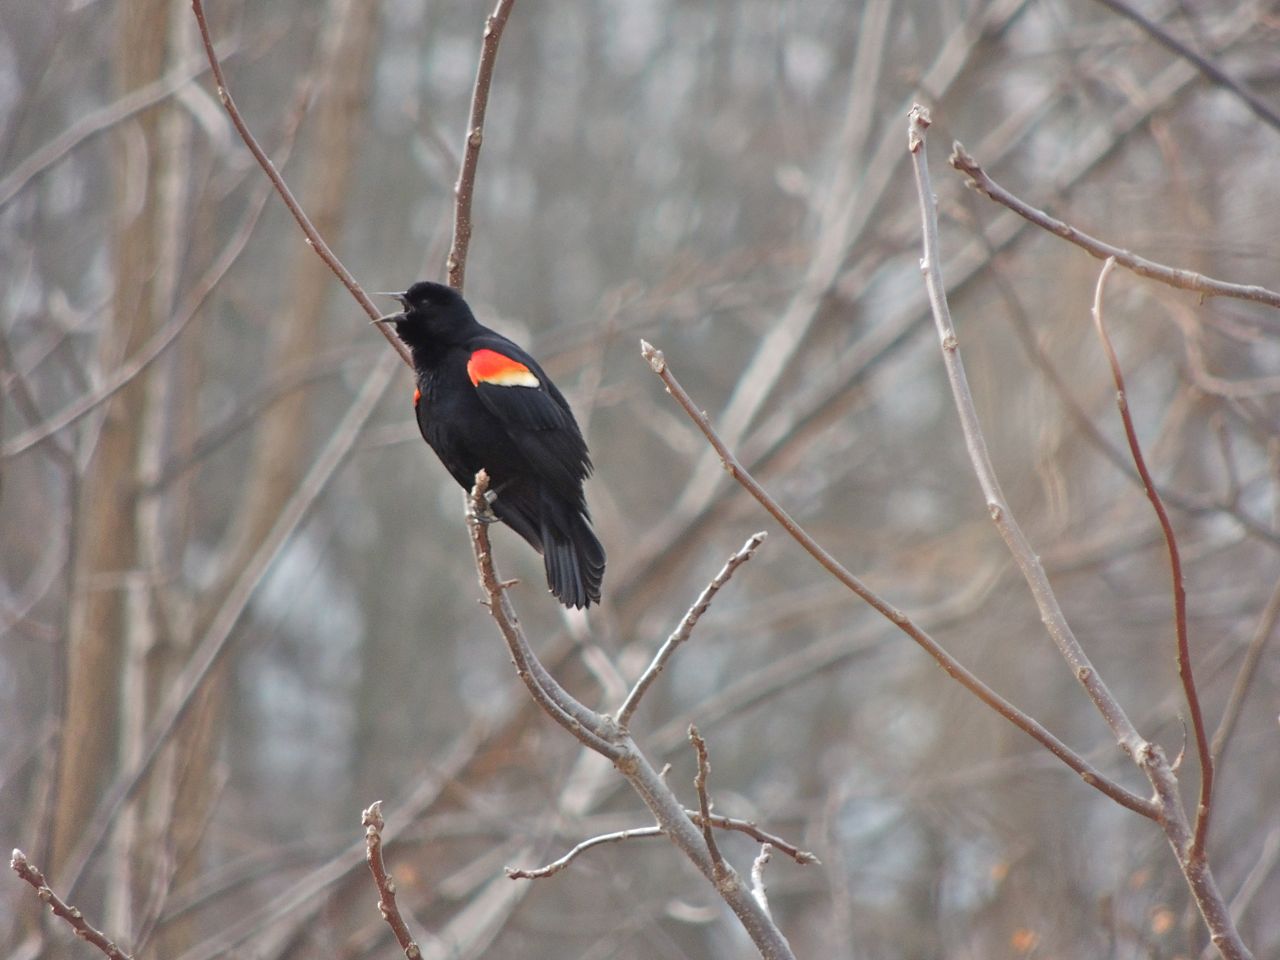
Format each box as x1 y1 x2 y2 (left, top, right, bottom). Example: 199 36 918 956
376 281 605 608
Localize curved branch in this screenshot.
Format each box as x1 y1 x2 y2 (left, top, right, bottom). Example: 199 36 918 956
1090 259 1212 859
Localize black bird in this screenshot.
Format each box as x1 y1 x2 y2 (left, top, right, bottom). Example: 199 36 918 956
376 281 605 608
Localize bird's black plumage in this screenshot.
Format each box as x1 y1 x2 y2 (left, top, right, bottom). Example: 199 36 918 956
379 281 605 608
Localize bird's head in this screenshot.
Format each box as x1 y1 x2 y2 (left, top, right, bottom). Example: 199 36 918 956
373 281 476 348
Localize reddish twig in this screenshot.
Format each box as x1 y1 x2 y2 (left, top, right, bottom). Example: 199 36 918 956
189 0 410 364
949 144 1280 310
639 339 1156 819
1090 258 1212 860
617 532 767 728
11 849 132 960
690 813 819 867
361 803 424 960
446 0 517 291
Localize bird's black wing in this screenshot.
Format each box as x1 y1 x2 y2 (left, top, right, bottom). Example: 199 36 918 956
464 336 593 501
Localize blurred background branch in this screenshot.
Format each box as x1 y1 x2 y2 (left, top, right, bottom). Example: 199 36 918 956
3 0 1279 957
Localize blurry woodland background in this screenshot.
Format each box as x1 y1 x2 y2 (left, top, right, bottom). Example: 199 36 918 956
2 0 1279 957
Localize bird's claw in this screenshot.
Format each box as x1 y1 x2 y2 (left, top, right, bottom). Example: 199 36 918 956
469 505 498 525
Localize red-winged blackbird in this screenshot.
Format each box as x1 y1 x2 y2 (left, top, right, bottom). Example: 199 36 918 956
377 281 605 608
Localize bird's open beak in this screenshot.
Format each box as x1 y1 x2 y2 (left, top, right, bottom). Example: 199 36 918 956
370 291 409 325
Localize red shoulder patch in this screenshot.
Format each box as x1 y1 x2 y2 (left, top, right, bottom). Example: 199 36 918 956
467 348 539 388
413 387 421 406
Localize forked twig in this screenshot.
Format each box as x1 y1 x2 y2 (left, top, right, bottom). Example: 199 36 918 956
466 474 797 960
910 104 1148 759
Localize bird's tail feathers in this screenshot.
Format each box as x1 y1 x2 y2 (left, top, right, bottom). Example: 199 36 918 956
540 498 605 609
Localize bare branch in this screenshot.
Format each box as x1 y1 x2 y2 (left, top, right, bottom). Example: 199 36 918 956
466 474 797 959
446 0 517 290
950 144 1280 310
362 803 425 960
1090 258 1213 860
11 849 132 960
617 532 767 728
465 472 620 759
689 814 819 867
688 725 729 883
189 0 409 364
639 338 1156 819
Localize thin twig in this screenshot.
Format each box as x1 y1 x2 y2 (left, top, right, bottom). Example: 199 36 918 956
505 812 817 881
189 0 409 364
446 0 517 290
362 803 424 960
689 725 729 882
617 532 767 728
639 339 1156 819
506 827 664 880
688 813 819 867
11 849 132 960
949 144 1280 310
1090 258 1213 860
